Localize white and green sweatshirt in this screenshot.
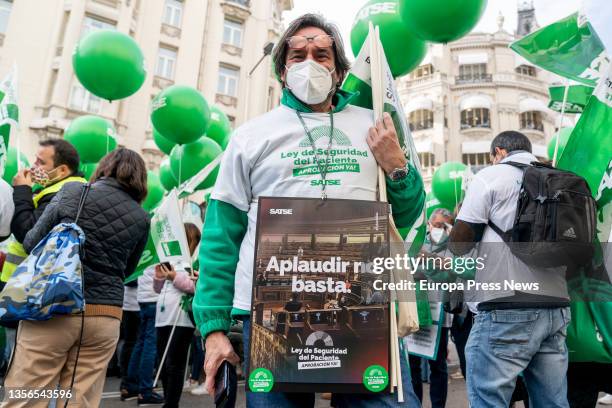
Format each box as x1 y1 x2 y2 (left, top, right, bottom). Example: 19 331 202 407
193 89 425 338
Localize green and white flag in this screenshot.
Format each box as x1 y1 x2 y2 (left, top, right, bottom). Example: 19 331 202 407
125 233 160 283
557 62 612 246
510 13 609 86
342 33 426 255
151 189 191 265
548 84 594 114
0 65 18 179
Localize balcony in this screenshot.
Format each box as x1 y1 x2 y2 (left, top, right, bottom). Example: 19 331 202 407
153 76 175 90
161 23 181 39
455 74 492 85
216 93 238 108
460 123 491 130
400 73 447 89
520 122 544 132
221 0 251 21
221 43 243 57
409 123 433 132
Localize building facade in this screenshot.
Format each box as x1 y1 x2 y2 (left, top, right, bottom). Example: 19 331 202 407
0 0 292 169
397 10 569 186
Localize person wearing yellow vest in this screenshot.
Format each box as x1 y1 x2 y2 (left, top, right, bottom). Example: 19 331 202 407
1 139 85 283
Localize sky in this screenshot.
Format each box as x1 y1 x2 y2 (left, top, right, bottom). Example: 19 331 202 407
283 0 581 59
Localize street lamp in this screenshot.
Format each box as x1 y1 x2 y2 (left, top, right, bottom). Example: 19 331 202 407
243 42 275 121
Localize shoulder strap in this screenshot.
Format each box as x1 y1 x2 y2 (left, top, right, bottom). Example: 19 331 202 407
74 184 91 225
499 161 530 170
487 220 510 242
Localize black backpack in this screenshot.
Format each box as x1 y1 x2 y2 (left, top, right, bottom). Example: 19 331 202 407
488 161 597 268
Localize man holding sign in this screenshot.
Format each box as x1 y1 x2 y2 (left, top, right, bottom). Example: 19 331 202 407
194 13 425 407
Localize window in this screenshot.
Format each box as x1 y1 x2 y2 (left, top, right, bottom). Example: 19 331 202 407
0 0 12 34
520 111 544 131
223 19 243 48
458 63 490 83
411 64 433 79
217 66 239 97
69 81 102 114
81 15 115 38
516 64 536 77
156 46 177 79
460 108 490 129
408 109 434 131
462 153 490 166
163 0 183 27
228 0 249 6
418 152 435 168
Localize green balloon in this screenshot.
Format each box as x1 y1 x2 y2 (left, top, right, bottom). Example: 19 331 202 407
153 128 176 155
159 157 178 191
169 137 222 190
548 127 574 160
142 171 165 212
73 30 146 101
425 191 451 219
64 115 117 163
351 0 427 78
400 0 487 43
432 162 467 209
206 106 232 149
151 85 211 145
80 162 98 181
2 147 30 184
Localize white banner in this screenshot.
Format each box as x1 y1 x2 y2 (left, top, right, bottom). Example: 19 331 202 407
150 190 191 265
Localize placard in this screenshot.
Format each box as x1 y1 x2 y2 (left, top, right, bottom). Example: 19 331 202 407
248 197 391 393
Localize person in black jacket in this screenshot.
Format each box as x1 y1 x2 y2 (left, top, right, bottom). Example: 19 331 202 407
1 139 86 284
3 148 150 408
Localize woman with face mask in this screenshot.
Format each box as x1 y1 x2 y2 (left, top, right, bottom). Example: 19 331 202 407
193 13 426 408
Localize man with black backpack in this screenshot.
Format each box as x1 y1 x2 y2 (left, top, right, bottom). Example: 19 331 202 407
448 131 595 408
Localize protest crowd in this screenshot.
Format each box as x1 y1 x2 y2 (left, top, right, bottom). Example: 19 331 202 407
0 1 610 408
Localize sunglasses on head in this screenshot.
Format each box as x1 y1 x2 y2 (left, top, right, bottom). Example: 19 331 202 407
287 34 334 50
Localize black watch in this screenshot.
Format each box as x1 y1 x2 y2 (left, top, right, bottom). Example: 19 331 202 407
388 165 409 181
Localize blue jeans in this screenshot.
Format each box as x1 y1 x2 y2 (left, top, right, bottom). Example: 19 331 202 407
124 302 158 397
190 335 205 381
466 307 571 408
242 316 421 408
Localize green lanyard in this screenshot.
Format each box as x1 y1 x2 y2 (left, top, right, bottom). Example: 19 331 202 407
296 110 334 200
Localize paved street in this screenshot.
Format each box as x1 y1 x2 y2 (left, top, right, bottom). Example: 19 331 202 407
99 368 474 408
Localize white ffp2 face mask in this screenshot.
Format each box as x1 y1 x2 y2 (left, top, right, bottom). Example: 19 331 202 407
430 227 447 243
285 60 335 105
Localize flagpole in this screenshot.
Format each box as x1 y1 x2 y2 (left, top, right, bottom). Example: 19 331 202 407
552 79 570 167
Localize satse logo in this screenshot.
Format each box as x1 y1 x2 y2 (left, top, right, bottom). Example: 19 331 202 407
270 208 293 215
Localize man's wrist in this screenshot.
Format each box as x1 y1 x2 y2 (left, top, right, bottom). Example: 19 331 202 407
387 162 410 181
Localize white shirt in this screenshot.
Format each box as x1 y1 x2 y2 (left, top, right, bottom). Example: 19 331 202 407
137 266 159 304
123 286 140 312
212 104 380 311
0 179 14 238
155 267 194 328
458 151 568 308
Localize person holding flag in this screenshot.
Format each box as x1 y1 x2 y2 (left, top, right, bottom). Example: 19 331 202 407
193 13 425 407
